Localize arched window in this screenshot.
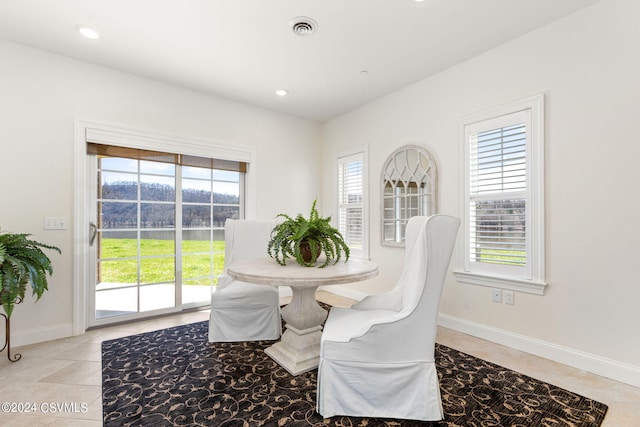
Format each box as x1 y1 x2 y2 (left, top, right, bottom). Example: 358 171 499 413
381 145 437 247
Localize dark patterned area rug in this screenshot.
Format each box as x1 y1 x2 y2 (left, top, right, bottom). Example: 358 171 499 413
102 319 608 426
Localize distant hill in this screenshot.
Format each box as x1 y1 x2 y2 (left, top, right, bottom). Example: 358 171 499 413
100 182 239 229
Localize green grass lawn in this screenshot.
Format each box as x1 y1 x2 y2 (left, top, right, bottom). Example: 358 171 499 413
475 248 526 266
99 238 226 284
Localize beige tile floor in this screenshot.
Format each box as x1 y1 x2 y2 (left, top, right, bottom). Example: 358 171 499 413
0 291 637 426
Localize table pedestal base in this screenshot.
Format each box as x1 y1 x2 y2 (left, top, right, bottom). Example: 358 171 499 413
265 285 328 375
265 324 322 375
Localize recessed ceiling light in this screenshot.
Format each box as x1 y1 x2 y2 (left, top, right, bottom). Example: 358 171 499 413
275 89 288 97
76 25 100 40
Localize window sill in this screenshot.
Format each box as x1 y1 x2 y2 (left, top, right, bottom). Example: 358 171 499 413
453 270 547 295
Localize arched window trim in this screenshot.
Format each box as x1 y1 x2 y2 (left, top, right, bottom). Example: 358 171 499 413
381 144 438 247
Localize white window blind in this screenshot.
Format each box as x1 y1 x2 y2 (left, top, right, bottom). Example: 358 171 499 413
469 123 527 268
338 152 365 258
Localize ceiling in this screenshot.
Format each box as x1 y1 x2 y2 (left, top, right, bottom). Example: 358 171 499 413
0 0 601 122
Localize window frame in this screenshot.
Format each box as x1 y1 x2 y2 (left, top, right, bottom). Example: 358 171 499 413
455 94 546 295
335 146 369 259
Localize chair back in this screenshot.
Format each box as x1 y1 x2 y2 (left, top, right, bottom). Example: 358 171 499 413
223 219 276 269
398 215 460 352
403 216 429 267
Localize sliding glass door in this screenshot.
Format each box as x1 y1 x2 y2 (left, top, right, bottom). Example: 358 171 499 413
181 166 242 307
88 148 243 326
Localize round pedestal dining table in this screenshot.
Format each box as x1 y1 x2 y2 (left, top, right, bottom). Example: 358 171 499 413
227 256 378 376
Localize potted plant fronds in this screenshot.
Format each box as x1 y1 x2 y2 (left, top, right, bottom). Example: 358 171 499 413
0 229 61 318
267 200 349 268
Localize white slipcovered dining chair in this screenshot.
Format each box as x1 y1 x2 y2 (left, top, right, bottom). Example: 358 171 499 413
208 219 282 342
316 215 460 421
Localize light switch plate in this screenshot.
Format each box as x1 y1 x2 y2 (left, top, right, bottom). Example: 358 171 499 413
44 217 68 230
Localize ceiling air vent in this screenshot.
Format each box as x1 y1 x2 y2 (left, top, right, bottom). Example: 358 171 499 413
290 17 317 36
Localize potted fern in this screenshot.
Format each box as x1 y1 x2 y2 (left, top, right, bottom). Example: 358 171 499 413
0 229 61 318
268 200 349 268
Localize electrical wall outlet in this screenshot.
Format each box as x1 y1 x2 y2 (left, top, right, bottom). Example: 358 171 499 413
504 290 515 305
491 289 502 303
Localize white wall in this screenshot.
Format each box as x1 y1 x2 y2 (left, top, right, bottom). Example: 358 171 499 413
322 0 640 385
0 40 321 344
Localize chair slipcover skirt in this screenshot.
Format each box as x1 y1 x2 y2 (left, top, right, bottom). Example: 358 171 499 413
209 281 281 342
317 305 444 421
317 359 442 420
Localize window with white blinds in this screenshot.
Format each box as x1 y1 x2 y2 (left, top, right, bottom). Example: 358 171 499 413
456 95 546 295
470 123 527 268
337 151 367 258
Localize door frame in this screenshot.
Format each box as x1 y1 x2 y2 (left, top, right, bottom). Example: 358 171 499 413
73 119 256 335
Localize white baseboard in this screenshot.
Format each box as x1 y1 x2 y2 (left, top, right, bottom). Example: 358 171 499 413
284 286 365 302
278 286 292 299
1 322 74 348
318 285 367 302
438 313 640 389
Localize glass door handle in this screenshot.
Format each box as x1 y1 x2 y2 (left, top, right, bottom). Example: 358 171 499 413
89 222 97 246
